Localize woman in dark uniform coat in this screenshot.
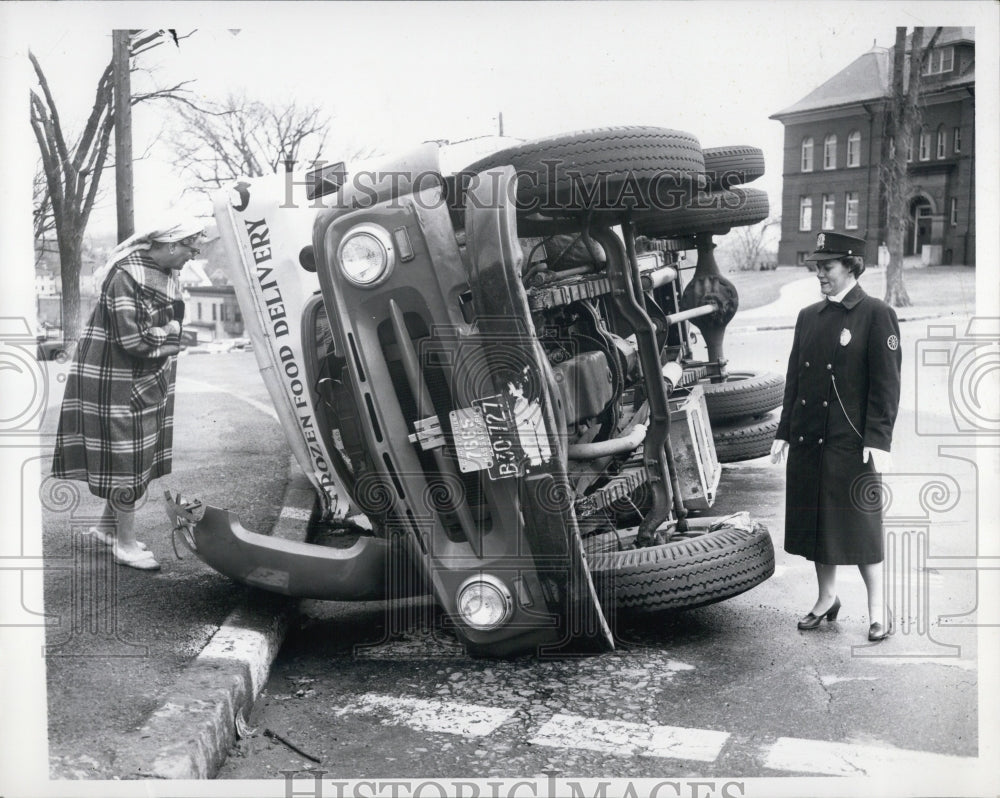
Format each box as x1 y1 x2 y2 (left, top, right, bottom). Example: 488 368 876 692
771 233 902 642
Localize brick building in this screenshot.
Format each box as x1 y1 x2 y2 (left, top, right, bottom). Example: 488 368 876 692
771 28 975 267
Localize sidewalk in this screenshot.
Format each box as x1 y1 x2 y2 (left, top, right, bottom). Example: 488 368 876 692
42 353 309 780
731 267 976 331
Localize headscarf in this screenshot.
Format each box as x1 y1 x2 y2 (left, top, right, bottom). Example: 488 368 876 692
94 216 206 287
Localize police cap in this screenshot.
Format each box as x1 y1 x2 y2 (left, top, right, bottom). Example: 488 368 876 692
806 232 867 262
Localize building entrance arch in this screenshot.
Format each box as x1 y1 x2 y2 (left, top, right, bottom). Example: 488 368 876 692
906 196 934 257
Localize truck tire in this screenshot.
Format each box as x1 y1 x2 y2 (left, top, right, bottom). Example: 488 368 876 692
634 186 769 238
460 126 705 220
701 371 784 422
702 145 765 190
589 521 774 610
712 413 780 463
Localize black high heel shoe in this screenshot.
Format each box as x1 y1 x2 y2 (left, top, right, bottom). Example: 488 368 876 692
797 596 842 630
868 609 894 642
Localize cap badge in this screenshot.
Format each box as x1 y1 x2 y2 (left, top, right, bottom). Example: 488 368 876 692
840 328 852 346
816 233 826 249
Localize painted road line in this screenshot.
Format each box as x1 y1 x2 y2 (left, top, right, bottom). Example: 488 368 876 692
763 736 978 776
176 376 279 421
335 693 517 737
530 713 729 762
279 505 312 521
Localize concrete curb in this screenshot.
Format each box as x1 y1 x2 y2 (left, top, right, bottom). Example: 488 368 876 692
115 457 313 779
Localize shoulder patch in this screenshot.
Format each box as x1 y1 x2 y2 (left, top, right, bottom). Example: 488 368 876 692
887 334 899 351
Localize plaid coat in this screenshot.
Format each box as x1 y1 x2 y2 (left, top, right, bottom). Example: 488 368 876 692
53 252 183 501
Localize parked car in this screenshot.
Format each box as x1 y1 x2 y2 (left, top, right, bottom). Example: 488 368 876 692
35 329 74 362
166 128 781 656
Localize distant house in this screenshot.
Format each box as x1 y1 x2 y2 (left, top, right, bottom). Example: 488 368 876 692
178 259 213 289
770 27 975 267
185 285 244 340
35 269 58 297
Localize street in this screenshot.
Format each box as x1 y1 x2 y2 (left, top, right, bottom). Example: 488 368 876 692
29 292 987 787
213 314 983 781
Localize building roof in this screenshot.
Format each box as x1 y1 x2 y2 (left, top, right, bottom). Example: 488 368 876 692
178 259 212 287
771 27 975 119
771 46 892 118
186 284 236 296
907 26 975 50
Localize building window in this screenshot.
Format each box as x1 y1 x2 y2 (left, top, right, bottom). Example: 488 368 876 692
936 126 947 159
797 252 809 266
954 127 962 153
799 196 813 231
888 136 895 160
212 304 217 322
801 137 814 172
951 198 958 226
823 134 837 169
821 194 835 230
918 129 931 161
922 46 954 76
906 135 913 162
845 192 859 230
846 131 861 167
197 302 203 321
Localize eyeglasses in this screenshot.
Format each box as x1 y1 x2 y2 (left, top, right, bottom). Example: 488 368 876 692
178 240 201 256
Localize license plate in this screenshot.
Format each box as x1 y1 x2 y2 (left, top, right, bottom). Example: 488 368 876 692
449 395 521 480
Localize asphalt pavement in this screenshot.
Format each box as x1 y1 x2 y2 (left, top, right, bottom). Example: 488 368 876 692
36 269 981 782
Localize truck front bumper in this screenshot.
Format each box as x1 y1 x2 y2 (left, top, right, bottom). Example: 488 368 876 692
164 493 393 601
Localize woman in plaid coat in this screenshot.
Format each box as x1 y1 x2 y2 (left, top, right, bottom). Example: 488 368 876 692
53 219 204 570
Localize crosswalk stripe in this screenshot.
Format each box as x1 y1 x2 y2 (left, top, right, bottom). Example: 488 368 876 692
334 693 516 737
763 736 978 776
529 713 729 762
327 692 974 772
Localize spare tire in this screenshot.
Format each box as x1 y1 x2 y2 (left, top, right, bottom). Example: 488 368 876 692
713 413 780 463
459 126 705 222
634 186 769 238
701 371 784 423
589 520 774 611
702 145 765 190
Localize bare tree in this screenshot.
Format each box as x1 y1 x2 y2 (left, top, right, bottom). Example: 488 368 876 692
168 93 333 189
726 216 781 272
30 30 196 340
881 26 942 307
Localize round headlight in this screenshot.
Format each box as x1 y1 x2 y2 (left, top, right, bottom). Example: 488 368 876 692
337 224 395 286
456 575 514 631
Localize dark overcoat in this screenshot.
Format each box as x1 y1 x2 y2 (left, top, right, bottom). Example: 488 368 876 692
776 284 901 564
53 253 182 501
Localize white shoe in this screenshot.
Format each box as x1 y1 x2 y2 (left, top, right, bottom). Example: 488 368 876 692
112 544 160 571
89 526 147 551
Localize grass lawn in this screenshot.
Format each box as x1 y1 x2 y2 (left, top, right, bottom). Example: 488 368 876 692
891 265 976 310
703 264 976 312
691 266 806 311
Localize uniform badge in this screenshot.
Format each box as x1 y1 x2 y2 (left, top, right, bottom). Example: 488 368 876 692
816 233 826 249
887 334 899 351
840 328 852 346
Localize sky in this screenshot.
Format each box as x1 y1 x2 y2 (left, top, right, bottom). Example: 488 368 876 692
6 0 997 241
0 4 998 794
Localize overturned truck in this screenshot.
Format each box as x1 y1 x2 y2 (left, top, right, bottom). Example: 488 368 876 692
167 127 783 656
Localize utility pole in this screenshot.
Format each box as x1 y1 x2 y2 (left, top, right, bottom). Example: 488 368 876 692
498 111 504 137
112 30 134 242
